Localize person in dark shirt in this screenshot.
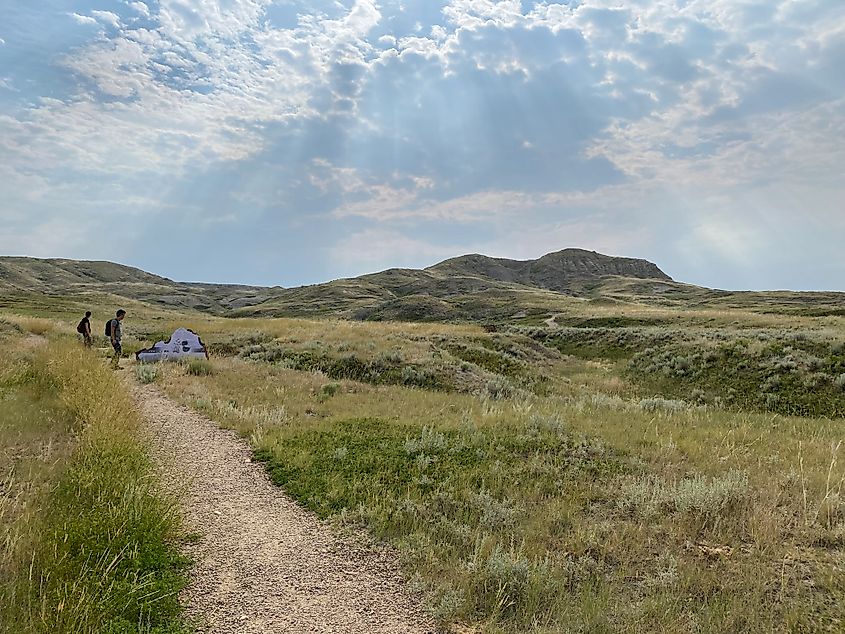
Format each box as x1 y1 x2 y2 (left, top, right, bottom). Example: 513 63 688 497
110 309 126 369
77 311 92 347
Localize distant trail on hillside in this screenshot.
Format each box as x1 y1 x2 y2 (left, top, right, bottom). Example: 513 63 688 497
133 383 435 634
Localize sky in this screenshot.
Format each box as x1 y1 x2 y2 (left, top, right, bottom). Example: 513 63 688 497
1 1 843 290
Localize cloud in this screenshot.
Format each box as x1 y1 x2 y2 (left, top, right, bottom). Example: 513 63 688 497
3 0 845 290
91 10 123 29
70 13 98 26
128 2 151 18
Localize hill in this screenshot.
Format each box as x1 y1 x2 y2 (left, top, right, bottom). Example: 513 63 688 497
230 250 676 321
428 249 671 292
0 257 274 313
3 250 842 323
0 250 674 321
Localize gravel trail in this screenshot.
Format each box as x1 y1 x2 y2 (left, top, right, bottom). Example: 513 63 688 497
133 383 436 634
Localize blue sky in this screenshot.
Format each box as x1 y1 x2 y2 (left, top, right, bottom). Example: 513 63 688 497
1 0 843 290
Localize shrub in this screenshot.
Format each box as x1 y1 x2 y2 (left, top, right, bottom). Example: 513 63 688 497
319 382 341 399
430 588 465 621
484 376 515 400
638 397 687 414
628 333 845 417
466 545 558 624
618 470 750 521
183 358 213 376
835 374 845 392
466 490 520 529
379 350 404 364
135 364 158 384
690 388 706 404
404 426 448 455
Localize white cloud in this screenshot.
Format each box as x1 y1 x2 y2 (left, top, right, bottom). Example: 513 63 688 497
91 10 123 29
128 2 151 18
346 0 382 37
333 185 539 222
70 13 98 26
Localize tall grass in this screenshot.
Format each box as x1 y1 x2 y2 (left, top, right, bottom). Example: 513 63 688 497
0 340 190 633
0 315 61 336
160 350 845 633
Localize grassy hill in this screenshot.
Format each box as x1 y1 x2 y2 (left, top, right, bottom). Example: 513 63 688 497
2 250 844 325
235 249 679 321
428 248 671 291
0 256 275 314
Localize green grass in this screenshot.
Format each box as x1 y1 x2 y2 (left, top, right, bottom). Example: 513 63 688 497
182 358 213 376
136 364 160 384
4 290 845 633
159 349 845 633
240 344 460 391
253 414 626 629
0 340 191 634
627 332 845 417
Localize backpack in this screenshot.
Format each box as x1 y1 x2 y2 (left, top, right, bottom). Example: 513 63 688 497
77 319 86 334
105 320 112 337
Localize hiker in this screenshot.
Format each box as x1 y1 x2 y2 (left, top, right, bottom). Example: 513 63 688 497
76 311 92 347
107 309 126 369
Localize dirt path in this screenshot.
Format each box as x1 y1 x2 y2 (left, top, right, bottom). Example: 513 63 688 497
133 383 436 634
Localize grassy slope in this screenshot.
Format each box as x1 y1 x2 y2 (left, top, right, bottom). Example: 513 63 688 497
145 312 845 633
3 288 845 632
0 327 191 633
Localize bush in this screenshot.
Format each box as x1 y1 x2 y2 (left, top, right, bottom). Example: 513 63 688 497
319 382 341 399
240 345 455 391
618 470 751 521
638 397 687 413
183 358 213 376
135 364 159 384
404 426 448 455
466 545 558 624
628 333 845 417
484 376 515 400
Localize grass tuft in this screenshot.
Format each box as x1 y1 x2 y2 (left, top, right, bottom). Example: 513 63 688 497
183 358 214 376
136 364 160 384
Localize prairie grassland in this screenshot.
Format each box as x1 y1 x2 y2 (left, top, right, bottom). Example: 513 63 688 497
0 337 190 633
0 314 66 337
154 312 845 633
